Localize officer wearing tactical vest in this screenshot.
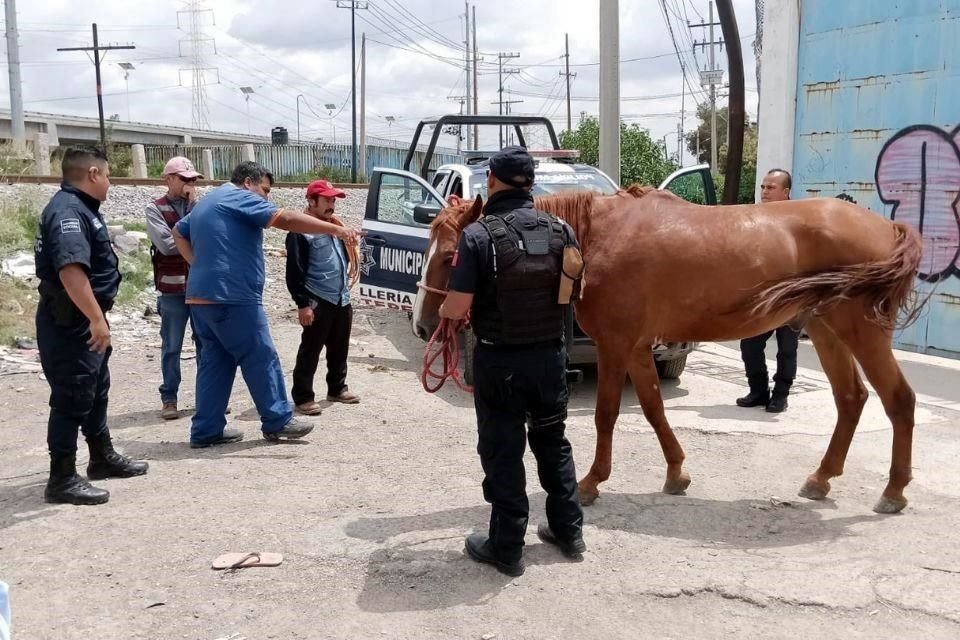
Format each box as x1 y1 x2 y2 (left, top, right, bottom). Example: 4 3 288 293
145 156 202 420
440 146 586 577
35 146 148 505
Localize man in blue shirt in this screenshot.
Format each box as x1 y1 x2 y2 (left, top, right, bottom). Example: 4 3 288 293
285 180 360 416
173 162 359 448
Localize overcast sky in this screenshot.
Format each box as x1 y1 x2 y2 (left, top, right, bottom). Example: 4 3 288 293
3 0 758 165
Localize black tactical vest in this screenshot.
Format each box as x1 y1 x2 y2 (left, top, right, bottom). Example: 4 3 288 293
471 208 569 345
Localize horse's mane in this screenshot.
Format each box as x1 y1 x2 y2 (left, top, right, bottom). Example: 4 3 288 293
433 183 656 246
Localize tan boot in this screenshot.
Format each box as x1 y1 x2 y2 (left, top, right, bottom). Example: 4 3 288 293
161 402 179 420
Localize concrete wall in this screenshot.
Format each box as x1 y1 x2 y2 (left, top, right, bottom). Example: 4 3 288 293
759 0 960 357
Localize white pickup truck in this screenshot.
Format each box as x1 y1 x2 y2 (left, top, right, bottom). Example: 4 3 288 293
356 115 717 382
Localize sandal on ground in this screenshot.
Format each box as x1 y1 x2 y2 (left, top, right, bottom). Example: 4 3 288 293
212 552 283 570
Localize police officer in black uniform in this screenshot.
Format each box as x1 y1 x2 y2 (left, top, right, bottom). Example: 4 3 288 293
440 146 585 577
35 146 148 505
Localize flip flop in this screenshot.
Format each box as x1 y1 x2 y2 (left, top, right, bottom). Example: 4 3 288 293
211 552 284 570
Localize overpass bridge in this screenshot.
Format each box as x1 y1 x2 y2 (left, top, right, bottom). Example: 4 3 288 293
0 109 270 147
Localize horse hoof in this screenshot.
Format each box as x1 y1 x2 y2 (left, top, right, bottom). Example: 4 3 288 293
798 476 831 500
873 495 907 514
662 472 691 495
578 484 599 506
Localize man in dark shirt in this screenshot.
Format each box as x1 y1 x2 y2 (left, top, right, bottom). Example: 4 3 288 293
285 180 360 416
35 146 148 505
736 168 800 413
440 147 586 577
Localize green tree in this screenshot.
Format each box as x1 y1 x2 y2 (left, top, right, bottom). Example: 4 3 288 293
560 115 678 187
686 104 760 204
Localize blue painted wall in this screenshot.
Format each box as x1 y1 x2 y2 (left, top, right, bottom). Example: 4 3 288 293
793 0 960 356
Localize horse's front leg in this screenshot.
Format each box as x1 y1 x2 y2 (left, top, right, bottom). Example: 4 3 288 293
578 344 628 505
626 342 690 494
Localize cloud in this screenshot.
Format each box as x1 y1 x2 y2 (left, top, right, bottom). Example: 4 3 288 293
4 0 759 163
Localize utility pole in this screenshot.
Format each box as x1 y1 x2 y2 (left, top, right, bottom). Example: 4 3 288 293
296 94 305 143
359 32 367 180
5 0 26 152
716 0 745 204
692 1 723 175
57 24 135 151
599 0 620 184
679 60 685 166
560 33 577 133
240 86 254 134
490 96 523 146
677 121 684 165
448 97 466 154
497 51 520 148
472 4 479 148
464 2 471 118
118 62 135 122
334 1 368 183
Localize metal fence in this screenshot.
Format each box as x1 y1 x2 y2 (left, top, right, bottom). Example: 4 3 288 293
142 142 461 182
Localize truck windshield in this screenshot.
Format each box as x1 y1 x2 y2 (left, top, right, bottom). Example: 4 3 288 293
470 170 618 199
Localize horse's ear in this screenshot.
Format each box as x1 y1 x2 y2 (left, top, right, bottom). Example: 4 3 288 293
468 195 483 222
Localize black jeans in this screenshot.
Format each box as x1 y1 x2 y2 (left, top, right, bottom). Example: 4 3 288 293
740 326 800 393
473 343 583 563
291 299 353 404
36 303 111 456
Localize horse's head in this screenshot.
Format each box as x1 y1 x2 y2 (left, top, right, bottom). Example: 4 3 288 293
412 195 484 339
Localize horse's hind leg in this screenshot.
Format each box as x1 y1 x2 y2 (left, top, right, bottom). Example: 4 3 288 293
798 318 869 501
578 342 629 506
626 342 690 494
823 310 916 514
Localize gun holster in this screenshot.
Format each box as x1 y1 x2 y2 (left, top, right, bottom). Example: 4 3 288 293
39 282 80 327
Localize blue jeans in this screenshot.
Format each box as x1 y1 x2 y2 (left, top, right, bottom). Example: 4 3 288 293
189 304 292 444
158 294 201 403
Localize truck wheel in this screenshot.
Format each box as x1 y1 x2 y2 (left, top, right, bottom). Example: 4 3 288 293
461 328 476 386
656 354 687 380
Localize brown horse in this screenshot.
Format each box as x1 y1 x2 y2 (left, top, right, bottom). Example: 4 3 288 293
413 187 924 514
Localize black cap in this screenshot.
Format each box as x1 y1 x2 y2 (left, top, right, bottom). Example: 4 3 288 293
489 146 535 189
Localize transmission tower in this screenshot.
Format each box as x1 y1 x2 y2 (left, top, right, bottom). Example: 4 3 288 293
177 0 218 130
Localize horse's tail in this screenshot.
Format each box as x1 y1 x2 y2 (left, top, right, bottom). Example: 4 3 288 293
751 222 926 332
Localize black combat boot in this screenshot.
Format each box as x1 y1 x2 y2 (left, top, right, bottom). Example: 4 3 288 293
736 383 770 408
86 433 149 480
766 384 790 413
464 534 525 577
44 454 110 505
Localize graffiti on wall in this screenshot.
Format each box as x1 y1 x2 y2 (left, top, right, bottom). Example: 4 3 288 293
875 124 960 283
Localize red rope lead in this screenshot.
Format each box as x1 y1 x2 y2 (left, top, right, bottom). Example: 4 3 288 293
421 318 473 393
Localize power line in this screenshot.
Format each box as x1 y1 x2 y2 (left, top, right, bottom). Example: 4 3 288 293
56 23 136 148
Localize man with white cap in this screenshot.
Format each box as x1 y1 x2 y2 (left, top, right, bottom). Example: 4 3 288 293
145 156 203 420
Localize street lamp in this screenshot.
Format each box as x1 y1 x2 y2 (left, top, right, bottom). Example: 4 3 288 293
118 62 135 121
240 86 255 134
296 94 305 144
325 103 336 144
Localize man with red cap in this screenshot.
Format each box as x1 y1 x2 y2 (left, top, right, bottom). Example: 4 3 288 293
285 180 361 415
145 156 203 420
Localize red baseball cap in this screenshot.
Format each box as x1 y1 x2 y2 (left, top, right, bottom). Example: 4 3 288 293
306 179 346 199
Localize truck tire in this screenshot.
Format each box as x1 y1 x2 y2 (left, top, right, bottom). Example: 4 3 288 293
461 328 476 386
656 354 687 380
